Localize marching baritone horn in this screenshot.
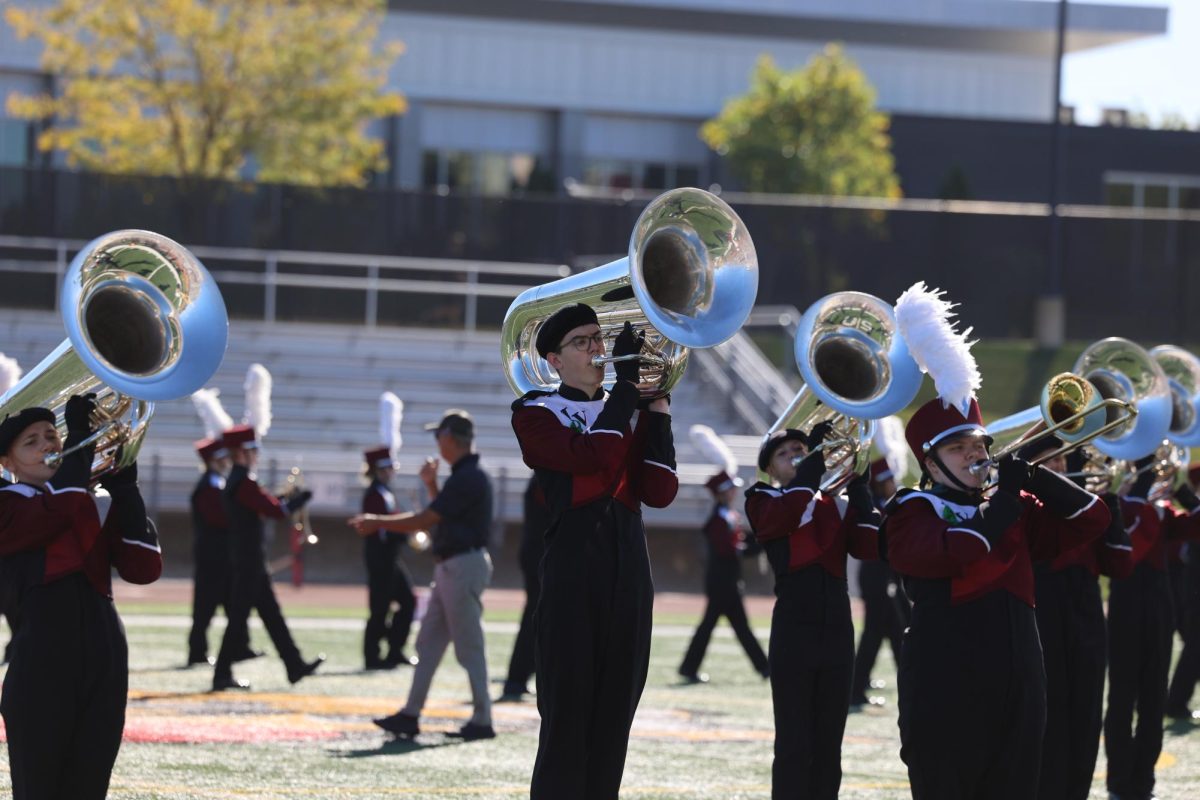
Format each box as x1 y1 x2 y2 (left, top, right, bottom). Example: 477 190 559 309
766 291 924 493
501 187 759 399
0 230 228 482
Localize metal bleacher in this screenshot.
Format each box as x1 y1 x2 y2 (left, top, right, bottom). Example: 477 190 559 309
0 308 794 530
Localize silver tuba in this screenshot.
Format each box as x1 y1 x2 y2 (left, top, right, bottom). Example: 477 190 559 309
1072 337 1171 460
501 188 759 399
765 292 923 493
1149 344 1200 447
0 230 228 481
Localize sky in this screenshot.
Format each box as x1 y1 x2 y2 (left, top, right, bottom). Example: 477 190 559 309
1062 0 1200 125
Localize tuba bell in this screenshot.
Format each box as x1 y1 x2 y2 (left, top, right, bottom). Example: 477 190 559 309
500 188 759 399
1072 337 1171 460
0 230 228 481
1149 344 1200 447
764 292 924 493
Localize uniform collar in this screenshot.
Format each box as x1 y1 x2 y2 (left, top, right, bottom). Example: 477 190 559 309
927 482 983 507
558 383 604 402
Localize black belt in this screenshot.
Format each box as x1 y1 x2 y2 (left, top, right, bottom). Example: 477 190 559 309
434 545 484 563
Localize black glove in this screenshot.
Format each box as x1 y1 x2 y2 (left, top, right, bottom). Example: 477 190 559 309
957 492 1024 548
611 321 645 384
1102 493 1131 548
1064 448 1087 489
637 392 670 411
788 449 827 491
99 461 138 494
1128 455 1156 500
996 454 1032 496
283 489 313 514
1174 483 1200 513
64 393 97 443
846 467 876 517
805 421 834 451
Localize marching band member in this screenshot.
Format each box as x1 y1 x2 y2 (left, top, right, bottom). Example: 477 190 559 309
510 304 677 799
361 392 417 670
849 452 911 709
678 424 768 684
744 421 880 800
1105 452 1200 799
883 395 1109 800
210 420 321 691
354 409 496 742
498 474 550 702
1167 463 1200 719
0 395 161 799
1023 438 1131 800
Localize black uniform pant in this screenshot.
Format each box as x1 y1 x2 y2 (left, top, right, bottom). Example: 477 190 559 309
214 564 303 680
1105 562 1174 799
1034 565 1106 800
898 590 1046 800
188 539 244 660
531 501 653 800
503 538 542 694
1 574 128 800
768 569 854 800
1167 557 1200 712
363 557 415 665
851 560 909 702
680 563 768 677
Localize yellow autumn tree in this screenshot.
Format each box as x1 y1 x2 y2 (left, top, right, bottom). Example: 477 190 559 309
5 0 405 187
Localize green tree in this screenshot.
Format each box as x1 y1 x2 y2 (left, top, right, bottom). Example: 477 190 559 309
702 46 900 198
5 0 405 187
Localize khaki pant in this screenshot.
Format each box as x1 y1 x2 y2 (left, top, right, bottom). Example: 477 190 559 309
402 548 493 725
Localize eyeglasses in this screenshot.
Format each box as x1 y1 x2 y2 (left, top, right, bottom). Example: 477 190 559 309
559 333 605 352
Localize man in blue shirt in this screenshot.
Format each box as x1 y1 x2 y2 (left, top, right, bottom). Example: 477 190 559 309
349 409 495 741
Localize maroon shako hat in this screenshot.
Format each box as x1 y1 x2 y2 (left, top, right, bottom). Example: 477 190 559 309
221 424 258 451
868 457 893 485
364 446 394 470
705 470 743 494
904 396 990 467
195 438 229 463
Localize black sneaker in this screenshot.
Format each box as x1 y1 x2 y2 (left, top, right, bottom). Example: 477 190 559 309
187 654 215 667
383 652 418 668
678 671 709 685
287 654 326 685
212 674 251 692
374 711 419 738
448 722 496 741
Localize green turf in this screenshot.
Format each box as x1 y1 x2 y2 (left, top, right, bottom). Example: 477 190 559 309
2 603 1199 799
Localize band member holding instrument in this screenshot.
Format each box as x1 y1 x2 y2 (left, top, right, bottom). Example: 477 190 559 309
354 409 496 742
1022 437 1131 800
745 422 879 800
211 424 322 691
1167 464 1200 720
0 395 161 800
498 475 550 702
850 457 910 709
360 444 417 670
511 304 677 799
1105 454 1200 800
678 430 768 684
882 395 1109 800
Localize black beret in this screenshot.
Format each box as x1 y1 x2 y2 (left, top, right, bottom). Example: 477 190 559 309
1017 435 1063 464
534 303 600 359
757 428 809 472
0 407 57 456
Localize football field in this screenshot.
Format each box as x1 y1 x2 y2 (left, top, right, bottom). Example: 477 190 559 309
1 581 1198 799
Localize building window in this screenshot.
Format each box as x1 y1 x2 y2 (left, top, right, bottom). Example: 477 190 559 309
1104 172 1200 211
581 160 704 191
421 149 556 195
0 120 30 167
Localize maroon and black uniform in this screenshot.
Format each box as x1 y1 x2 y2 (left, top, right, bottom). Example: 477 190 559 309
361 478 415 668
1105 491 1200 800
850 498 911 706
187 469 242 663
1168 541 1200 716
512 380 677 800
882 468 1108 800
744 480 879 800
679 498 768 678
1034 495 1132 800
502 476 551 697
0 476 161 800
212 464 311 685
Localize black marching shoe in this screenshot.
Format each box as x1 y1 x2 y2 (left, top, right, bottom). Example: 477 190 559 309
212 674 251 691
449 721 496 741
374 711 419 738
287 654 326 685
1166 705 1200 721
678 670 709 685
496 684 531 703
384 652 418 668
187 653 215 667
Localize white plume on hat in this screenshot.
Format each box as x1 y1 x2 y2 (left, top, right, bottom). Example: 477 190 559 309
0 353 22 395
380 392 404 457
243 364 273 438
895 281 981 416
191 388 234 440
689 424 738 475
875 415 910 483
